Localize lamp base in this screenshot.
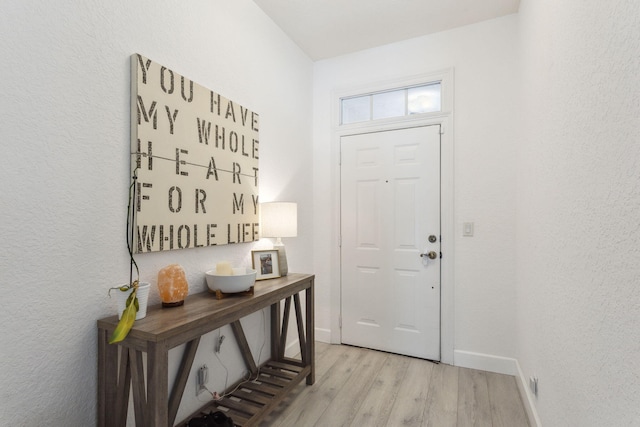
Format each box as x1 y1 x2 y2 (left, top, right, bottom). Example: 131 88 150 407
273 241 289 276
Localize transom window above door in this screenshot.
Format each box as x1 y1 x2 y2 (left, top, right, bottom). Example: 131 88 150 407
340 82 441 125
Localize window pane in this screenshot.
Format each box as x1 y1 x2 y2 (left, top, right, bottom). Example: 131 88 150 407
408 83 441 114
341 96 371 124
372 90 405 120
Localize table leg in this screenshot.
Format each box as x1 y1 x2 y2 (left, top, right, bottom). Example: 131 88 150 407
97 328 118 427
270 302 281 361
306 279 315 385
147 341 169 426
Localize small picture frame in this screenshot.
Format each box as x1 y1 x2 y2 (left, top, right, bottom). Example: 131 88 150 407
252 249 280 280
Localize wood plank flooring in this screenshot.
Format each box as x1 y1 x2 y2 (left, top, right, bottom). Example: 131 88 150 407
259 342 529 427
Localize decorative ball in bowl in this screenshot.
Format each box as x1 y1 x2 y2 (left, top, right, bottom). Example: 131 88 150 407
205 268 257 293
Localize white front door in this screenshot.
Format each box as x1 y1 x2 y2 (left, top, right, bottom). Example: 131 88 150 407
340 125 441 360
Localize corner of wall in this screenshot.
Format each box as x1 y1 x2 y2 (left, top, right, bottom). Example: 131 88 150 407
314 327 332 343
514 359 543 427
454 350 542 427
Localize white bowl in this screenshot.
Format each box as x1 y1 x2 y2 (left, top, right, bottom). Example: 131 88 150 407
205 268 257 293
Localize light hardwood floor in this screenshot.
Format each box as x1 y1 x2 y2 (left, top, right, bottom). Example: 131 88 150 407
260 342 529 427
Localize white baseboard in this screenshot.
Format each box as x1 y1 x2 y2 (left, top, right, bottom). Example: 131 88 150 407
514 359 542 427
454 350 518 375
454 350 541 427
285 328 331 358
315 327 331 343
284 339 299 358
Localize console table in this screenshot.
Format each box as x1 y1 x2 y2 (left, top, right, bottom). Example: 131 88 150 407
97 273 314 427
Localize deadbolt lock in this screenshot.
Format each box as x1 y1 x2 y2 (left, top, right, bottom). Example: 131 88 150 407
428 235 437 243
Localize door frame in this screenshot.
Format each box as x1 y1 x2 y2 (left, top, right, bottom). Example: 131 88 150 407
329 69 455 364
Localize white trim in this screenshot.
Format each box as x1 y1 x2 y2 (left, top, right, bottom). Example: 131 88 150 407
454 350 518 375
329 69 455 364
314 327 331 343
454 350 541 426
336 68 454 128
515 359 543 427
284 338 300 358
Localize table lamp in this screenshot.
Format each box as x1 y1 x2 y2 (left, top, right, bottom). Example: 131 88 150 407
260 202 297 276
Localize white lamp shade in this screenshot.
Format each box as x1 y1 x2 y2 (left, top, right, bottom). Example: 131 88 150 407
260 202 297 238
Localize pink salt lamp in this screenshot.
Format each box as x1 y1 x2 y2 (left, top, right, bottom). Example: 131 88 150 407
157 264 189 307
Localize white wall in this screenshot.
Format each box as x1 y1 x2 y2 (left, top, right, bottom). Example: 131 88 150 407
0 1 313 425
312 15 520 362
516 0 640 425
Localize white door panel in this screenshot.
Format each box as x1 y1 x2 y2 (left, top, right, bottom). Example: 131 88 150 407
341 125 441 360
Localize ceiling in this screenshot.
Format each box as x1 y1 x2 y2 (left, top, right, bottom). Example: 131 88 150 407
253 0 521 60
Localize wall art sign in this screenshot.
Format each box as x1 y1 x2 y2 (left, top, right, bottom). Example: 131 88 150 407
131 53 259 253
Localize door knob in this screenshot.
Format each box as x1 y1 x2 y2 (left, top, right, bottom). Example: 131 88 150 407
420 251 438 260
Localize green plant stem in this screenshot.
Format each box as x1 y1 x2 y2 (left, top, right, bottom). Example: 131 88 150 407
109 167 142 345
127 167 140 285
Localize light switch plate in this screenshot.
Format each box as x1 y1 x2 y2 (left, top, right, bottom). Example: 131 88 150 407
463 222 474 237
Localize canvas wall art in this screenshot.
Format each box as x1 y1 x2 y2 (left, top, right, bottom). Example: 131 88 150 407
131 53 259 252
